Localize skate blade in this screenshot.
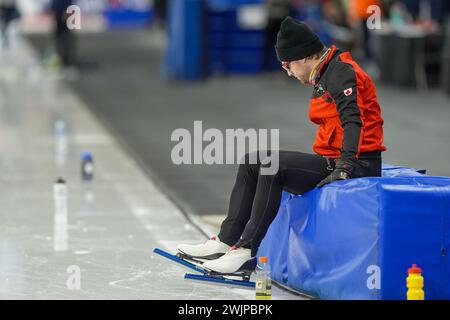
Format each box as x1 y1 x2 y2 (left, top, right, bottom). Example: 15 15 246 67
185 273 255 289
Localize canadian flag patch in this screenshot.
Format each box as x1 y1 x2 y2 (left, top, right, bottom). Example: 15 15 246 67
344 88 353 96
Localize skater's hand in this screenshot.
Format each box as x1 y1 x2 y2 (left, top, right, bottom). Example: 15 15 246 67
317 168 350 188
316 159 355 188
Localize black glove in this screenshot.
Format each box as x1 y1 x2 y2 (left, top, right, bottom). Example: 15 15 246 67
317 158 360 188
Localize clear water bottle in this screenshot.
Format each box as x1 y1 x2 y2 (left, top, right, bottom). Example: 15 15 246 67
81 152 94 181
255 256 272 300
54 120 68 167
53 178 68 252
54 178 67 214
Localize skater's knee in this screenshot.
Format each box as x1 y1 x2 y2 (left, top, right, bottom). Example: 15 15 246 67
259 153 280 176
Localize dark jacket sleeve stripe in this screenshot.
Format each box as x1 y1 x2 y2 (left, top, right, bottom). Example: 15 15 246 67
327 62 363 160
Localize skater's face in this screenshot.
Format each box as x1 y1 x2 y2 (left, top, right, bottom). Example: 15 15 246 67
282 58 315 85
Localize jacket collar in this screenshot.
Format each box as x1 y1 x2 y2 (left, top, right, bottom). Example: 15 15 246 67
312 45 339 85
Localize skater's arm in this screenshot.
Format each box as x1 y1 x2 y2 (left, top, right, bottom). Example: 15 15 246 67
317 63 365 188
327 62 363 162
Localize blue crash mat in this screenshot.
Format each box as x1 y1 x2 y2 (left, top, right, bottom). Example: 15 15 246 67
258 163 450 300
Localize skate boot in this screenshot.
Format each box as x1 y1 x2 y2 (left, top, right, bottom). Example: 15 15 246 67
177 236 230 260
202 246 256 274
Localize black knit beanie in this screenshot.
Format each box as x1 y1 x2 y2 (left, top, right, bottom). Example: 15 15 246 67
275 16 324 62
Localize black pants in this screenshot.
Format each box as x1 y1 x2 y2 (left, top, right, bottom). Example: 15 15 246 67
218 150 382 256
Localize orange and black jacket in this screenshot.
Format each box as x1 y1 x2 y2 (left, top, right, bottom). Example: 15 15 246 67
309 45 387 161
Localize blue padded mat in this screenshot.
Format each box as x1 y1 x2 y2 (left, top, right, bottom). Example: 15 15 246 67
258 164 450 300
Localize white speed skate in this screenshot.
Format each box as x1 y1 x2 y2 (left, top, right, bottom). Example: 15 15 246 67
177 236 230 260
202 246 256 274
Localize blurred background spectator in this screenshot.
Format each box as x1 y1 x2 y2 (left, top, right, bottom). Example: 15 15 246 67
264 0 293 70
153 0 167 29
50 0 76 67
0 0 20 49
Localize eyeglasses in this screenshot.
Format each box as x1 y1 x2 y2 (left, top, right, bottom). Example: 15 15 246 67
281 61 291 72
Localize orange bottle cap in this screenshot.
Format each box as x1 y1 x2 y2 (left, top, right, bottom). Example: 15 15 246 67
408 264 422 274
259 256 268 263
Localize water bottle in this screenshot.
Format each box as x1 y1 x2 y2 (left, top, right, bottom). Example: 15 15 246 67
54 119 66 135
53 178 68 252
407 264 425 300
54 178 67 214
255 256 272 300
81 152 94 181
54 120 68 167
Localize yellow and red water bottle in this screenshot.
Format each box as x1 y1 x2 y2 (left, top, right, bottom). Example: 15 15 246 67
406 264 424 300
